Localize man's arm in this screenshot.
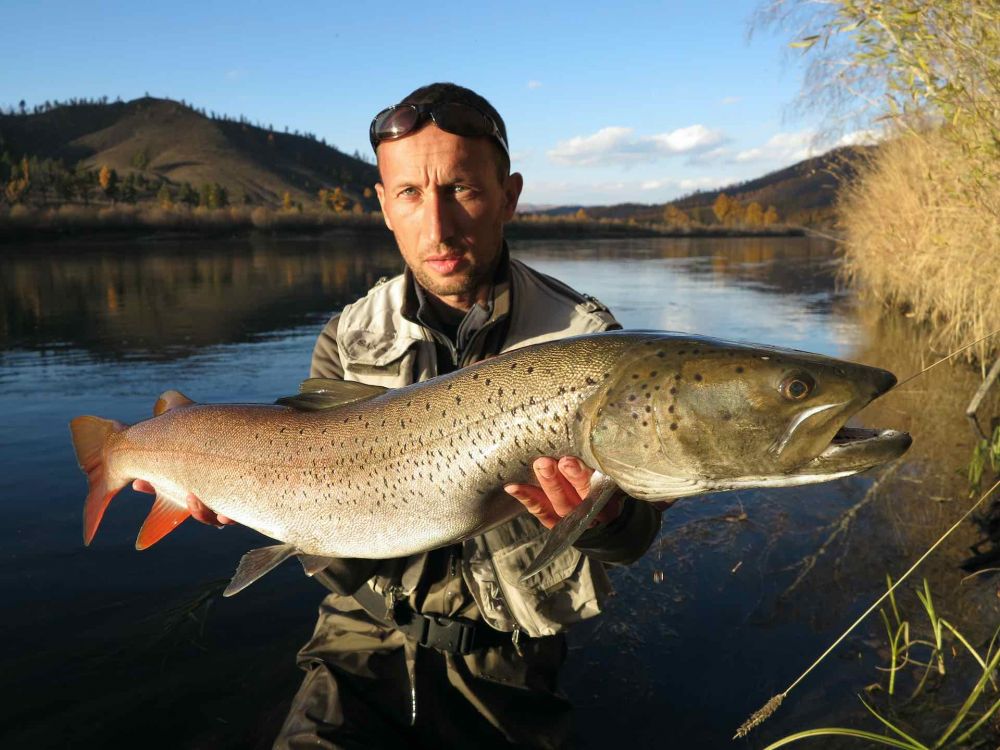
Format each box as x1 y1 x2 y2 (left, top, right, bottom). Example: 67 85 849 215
310 314 344 379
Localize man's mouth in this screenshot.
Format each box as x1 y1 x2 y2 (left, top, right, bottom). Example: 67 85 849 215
425 256 465 274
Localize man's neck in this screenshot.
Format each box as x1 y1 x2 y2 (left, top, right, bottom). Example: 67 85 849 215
425 286 490 325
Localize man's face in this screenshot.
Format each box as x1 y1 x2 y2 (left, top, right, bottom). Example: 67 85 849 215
375 124 523 309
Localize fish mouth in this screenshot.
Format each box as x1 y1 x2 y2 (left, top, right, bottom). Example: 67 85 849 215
799 425 912 475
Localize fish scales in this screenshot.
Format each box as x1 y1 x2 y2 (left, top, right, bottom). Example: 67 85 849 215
98 334 637 557
71 331 911 563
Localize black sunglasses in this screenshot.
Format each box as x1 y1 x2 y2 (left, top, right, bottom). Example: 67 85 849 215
369 102 509 159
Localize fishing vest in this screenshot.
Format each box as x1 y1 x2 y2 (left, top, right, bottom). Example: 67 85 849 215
334 258 617 637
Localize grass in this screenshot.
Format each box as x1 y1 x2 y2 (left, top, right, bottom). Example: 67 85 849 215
763 580 1000 749
838 129 1000 365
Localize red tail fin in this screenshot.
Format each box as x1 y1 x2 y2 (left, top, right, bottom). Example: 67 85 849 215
136 495 191 549
69 416 129 545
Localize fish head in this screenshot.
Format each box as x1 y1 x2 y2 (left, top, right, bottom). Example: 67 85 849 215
580 335 910 499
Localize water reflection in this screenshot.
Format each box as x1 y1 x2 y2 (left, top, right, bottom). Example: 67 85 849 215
4 234 989 749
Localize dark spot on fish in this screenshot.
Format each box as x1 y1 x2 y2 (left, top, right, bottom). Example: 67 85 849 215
721 411 732 421
674 374 681 381
649 371 658 377
736 366 744 373
447 382 453 390
642 421 648 426
657 351 666 358
511 362 517 370
670 423 678 430
632 374 639 380
456 396 462 404
670 387 677 395
668 405 675 413
585 377 597 385
678 350 686 355
472 373 479 380
527 367 534 374
628 395 637 402
694 373 703 382
645 405 652 413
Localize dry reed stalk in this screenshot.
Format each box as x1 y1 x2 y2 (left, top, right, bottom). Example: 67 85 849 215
838 129 1000 365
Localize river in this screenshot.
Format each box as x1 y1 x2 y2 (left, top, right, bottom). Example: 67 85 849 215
1 232 994 748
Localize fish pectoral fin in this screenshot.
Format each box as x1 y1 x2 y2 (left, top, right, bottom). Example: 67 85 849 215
519 471 619 583
153 390 196 417
136 495 191 550
223 543 297 597
297 554 336 577
275 379 388 411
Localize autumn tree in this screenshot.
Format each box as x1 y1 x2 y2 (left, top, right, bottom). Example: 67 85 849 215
574 208 590 221
157 183 173 208
98 165 118 201
663 204 691 228
763 205 779 225
178 182 198 207
282 191 293 211
4 156 30 204
712 193 731 224
745 201 764 227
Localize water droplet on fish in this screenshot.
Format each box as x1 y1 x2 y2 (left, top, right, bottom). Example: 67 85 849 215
652 569 664 584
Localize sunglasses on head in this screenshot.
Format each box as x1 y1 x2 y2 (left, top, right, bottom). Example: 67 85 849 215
369 102 509 159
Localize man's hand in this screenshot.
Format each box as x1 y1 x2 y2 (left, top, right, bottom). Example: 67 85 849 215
504 456 624 529
131 480 235 528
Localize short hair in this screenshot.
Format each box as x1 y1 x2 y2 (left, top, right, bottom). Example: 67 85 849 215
379 82 510 181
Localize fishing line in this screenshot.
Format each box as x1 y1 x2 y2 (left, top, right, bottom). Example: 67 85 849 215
734 475 1000 739
892 326 1000 391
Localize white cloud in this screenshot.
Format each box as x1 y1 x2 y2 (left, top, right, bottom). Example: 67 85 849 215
547 124 726 166
526 80 543 90
834 128 881 147
720 96 741 105
521 175 738 205
734 130 817 163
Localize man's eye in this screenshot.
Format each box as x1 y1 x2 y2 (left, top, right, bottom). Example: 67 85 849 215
398 187 418 197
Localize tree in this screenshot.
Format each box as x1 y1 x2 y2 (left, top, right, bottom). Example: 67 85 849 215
712 193 731 224
763 205 779 225
157 183 173 208
282 191 293 211
120 173 138 204
98 165 118 200
574 208 590 221
178 182 198 206
663 204 691 228
130 149 149 171
4 156 29 204
745 201 764 227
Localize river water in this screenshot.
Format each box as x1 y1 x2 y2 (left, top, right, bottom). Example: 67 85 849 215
1 232 994 748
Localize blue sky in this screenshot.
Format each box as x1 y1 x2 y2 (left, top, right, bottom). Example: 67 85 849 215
3 0 867 205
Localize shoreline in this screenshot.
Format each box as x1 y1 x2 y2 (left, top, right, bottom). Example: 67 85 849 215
0 212 807 245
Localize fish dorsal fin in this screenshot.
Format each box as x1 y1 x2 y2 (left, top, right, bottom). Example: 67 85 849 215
223 543 297 597
154 390 196 417
276 379 388 411
519 471 620 582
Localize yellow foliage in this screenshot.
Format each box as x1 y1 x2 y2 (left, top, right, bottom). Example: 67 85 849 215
745 201 764 227
282 191 293 211
712 193 731 223
763 205 779 225
98 166 112 191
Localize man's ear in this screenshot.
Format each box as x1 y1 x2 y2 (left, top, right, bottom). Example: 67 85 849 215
374 182 392 231
502 172 524 222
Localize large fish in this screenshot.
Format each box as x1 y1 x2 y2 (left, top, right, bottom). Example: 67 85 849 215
70 331 911 593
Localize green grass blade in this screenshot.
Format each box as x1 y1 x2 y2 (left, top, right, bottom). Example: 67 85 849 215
762 728 926 750
952 693 1000 746
934 642 1000 746
860 698 929 748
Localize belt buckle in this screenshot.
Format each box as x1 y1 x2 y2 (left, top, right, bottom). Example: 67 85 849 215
423 615 476 655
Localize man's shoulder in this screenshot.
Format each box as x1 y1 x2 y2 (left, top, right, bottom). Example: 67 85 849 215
508 258 619 339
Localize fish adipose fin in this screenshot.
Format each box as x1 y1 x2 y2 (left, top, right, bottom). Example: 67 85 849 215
153 390 195 416
520 471 620 582
69 415 129 546
276 379 388 411
136 495 191 550
223 543 298 597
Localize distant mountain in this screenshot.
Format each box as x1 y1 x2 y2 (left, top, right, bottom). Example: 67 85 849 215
520 146 872 227
0 97 379 208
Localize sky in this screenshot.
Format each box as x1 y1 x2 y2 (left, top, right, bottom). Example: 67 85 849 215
3 0 870 206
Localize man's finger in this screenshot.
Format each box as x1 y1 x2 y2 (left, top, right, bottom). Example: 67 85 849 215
185 493 232 527
532 457 581 518
505 484 560 529
132 479 155 494
557 456 593 499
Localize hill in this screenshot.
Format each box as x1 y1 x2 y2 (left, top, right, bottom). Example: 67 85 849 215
523 146 871 228
0 97 379 209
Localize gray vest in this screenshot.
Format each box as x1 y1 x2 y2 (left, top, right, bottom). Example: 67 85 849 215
335 259 618 637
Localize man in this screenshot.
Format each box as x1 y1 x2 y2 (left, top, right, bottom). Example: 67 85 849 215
164 83 661 748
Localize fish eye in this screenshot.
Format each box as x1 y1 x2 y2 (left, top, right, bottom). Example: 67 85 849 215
780 372 815 401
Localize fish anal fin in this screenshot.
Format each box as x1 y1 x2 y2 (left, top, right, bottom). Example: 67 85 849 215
298 554 336 577
223 544 297 597
136 495 191 550
69 415 129 546
154 390 196 417
277 379 388 411
519 471 619 582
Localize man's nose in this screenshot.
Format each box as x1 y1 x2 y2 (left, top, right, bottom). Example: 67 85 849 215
423 191 455 245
